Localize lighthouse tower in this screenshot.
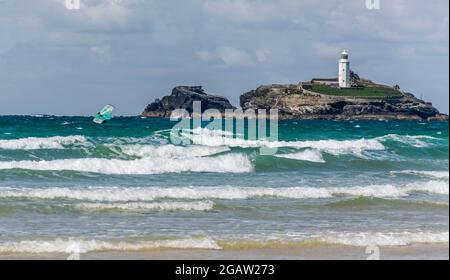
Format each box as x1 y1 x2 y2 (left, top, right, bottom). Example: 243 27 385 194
339 50 351 88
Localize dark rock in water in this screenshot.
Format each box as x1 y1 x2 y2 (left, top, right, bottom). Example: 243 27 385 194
240 82 448 121
142 86 235 117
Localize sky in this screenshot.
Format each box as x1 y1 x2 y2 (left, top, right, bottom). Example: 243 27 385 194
0 0 448 116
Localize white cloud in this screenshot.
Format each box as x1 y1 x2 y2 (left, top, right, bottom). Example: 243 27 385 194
312 42 341 58
0 0 448 114
196 47 253 67
203 0 276 22
216 46 253 66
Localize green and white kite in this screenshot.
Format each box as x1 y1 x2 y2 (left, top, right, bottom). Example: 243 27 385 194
93 105 115 124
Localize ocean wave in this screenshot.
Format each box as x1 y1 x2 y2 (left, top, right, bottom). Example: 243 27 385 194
0 237 221 253
179 128 444 152
317 231 449 246
0 153 253 174
0 136 87 150
405 180 449 195
221 231 449 248
326 197 449 208
392 170 449 180
182 130 385 156
115 144 230 159
377 134 440 148
274 149 325 163
75 201 215 212
0 231 446 253
1 182 447 201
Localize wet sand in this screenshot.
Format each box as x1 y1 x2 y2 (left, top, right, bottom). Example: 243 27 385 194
1 244 448 260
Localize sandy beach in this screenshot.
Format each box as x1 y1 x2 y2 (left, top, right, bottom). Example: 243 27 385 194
1 244 448 260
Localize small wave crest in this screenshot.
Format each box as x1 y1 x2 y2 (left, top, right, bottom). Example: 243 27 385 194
0 237 222 253
392 170 449 180
115 144 230 159
1 182 447 202
0 153 253 174
75 201 215 212
221 231 449 248
0 136 87 150
181 128 385 156
317 231 449 246
378 134 440 148
275 149 325 163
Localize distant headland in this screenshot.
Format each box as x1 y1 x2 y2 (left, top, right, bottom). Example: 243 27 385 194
142 51 448 121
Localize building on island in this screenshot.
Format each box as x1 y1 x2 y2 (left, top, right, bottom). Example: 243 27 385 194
338 50 351 88
311 78 338 86
308 51 353 89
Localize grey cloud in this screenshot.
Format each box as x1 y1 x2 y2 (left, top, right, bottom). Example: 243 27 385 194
0 0 448 115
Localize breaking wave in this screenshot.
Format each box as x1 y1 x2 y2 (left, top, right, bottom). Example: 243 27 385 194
377 134 441 148
275 149 325 163
222 231 449 248
0 237 221 253
182 130 385 156
178 129 444 153
115 144 230 159
0 153 253 174
392 170 449 180
75 201 215 212
317 231 449 246
0 181 447 201
0 231 446 253
0 136 87 150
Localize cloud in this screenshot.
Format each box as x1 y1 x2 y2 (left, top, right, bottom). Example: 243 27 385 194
312 42 341 58
0 0 448 114
216 47 253 66
195 47 254 67
203 0 276 22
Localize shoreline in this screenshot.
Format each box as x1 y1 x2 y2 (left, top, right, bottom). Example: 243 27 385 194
1 244 448 260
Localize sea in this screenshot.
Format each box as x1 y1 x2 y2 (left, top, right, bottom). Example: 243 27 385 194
0 116 448 255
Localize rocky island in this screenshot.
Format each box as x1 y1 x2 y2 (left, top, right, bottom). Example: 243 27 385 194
142 80 448 121
142 86 235 118
240 77 448 121
142 51 448 121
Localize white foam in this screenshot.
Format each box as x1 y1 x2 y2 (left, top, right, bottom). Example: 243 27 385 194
1 182 446 202
0 153 253 174
0 136 88 150
0 237 222 253
318 231 449 246
181 129 441 152
226 231 449 247
182 130 385 156
392 170 449 180
378 134 438 148
404 180 449 195
117 144 230 159
275 149 325 163
75 201 215 211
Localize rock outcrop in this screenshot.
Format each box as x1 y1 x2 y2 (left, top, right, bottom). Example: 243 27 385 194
240 84 448 121
142 86 235 117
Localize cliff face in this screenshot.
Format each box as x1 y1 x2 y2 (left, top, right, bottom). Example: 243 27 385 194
240 84 448 121
142 86 235 117
142 83 447 121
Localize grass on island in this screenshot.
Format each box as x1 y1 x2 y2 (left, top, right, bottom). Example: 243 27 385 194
309 84 403 98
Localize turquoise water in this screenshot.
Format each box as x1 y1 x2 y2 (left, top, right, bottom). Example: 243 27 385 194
0 116 448 253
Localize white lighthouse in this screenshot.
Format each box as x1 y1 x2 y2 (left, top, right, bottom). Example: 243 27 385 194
339 50 351 88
